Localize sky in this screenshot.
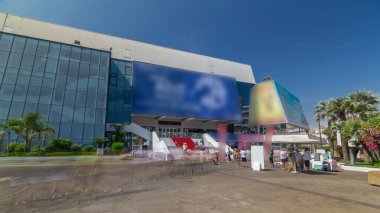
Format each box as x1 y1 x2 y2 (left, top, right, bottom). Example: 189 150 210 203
1 0 379 129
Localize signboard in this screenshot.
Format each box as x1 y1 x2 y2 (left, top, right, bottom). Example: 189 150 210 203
251 146 264 171
249 80 309 129
132 62 242 121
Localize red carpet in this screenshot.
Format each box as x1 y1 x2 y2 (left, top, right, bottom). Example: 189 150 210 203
171 138 196 150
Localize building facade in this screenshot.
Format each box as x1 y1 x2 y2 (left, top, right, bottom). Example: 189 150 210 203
0 13 255 145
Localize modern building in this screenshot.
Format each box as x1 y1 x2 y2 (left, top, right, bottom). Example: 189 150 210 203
0 13 255 146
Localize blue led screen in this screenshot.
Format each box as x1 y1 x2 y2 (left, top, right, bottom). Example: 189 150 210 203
132 62 242 121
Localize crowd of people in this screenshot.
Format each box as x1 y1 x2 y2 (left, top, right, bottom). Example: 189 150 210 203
225 148 250 168
278 147 312 173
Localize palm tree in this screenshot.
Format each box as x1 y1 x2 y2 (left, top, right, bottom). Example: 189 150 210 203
110 123 128 142
34 122 55 150
331 120 349 161
12 112 43 152
347 90 379 120
314 100 335 154
94 137 108 148
0 119 20 152
0 129 5 152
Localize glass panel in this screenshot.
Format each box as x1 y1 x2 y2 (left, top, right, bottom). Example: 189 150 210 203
24 38 38 55
89 65 99 78
79 63 89 77
16 75 30 85
83 124 94 140
8 102 24 119
33 56 47 72
86 93 96 108
39 87 53 104
0 84 15 101
11 36 26 53
37 104 50 120
29 76 43 87
3 72 18 84
98 79 107 94
87 78 98 93
100 52 109 67
42 73 55 88
99 67 108 79
52 89 65 105
96 93 106 109
77 78 88 91
90 50 100 65
0 51 9 66
71 123 83 140
26 86 41 103
48 42 60 59
59 44 71 60
95 109 105 124
45 58 58 73
55 74 67 89
84 108 95 123
7 53 22 68
70 47 81 62
68 61 79 77
66 76 77 90
73 107 85 123
81 49 91 63
13 85 28 102
94 124 104 138
75 91 87 107
20 54 35 70
61 106 74 123
57 60 69 75
36 40 49 57
0 101 11 119
49 105 62 122
64 90 76 106
0 33 14 51
23 103 38 116
59 123 72 138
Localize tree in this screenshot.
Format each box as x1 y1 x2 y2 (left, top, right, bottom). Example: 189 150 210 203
34 122 55 150
110 123 128 142
332 120 349 161
94 137 108 148
359 113 380 162
347 90 379 121
0 119 20 152
314 100 335 154
12 112 43 152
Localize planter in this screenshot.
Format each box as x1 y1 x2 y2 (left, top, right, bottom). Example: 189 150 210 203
96 148 104 156
368 171 380 186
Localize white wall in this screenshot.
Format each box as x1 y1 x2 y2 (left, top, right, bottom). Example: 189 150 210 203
0 13 255 84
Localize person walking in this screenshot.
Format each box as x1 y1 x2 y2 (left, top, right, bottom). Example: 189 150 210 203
295 150 302 172
241 149 248 167
303 147 312 173
227 148 232 163
280 148 287 170
269 149 274 168
233 148 241 168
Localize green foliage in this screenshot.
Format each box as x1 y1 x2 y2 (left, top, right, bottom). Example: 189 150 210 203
14 144 25 152
70 144 82 152
111 142 124 154
341 120 362 143
110 123 128 142
82 145 96 152
93 137 108 148
46 138 73 152
8 143 18 153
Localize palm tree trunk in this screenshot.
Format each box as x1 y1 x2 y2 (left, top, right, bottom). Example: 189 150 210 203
362 144 376 163
341 140 350 161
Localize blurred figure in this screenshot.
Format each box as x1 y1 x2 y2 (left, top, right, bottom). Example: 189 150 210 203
226 148 232 163
269 149 274 168
280 148 287 170
241 149 248 167
295 150 302 172
303 147 312 173
233 148 241 168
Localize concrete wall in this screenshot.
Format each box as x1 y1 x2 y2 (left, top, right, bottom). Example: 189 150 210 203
0 13 255 84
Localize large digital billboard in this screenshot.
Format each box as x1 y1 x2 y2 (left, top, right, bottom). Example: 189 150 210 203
132 62 242 121
249 80 309 129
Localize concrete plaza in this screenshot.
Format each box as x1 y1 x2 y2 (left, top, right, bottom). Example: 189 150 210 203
0 159 379 213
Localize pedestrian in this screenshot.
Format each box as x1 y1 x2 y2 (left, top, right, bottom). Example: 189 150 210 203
269 149 274 168
241 149 248 167
303 147 312 173
227 148 232 162
280 148 287 170
288 149 295 172
295 150 302 172
233 148 241 168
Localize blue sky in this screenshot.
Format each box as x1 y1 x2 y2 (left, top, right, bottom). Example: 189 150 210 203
1 0 379 129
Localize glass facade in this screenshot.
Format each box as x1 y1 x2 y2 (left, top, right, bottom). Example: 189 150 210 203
0 32 110 144
106 59 132 123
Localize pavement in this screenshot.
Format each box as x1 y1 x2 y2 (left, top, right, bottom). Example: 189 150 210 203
0 159 379 213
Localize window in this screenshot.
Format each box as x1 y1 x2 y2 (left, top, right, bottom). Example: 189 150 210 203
70 47 81 62
99 67 108 79
11 36 26 53
87 78 98 93
20 54 35 70
64 90 76 106
86 93 96 108
97 93 106 109
26 86 41 103
73 107 85 123
3 73 17 84
100 52 109 67
36 41 49 57
24 38 38 55
8 102 24 119
7 53 22 68
37 104 50 120
48 43 60 59
98 79 107 94
71 123 83 139
39 88 53 104
0 100 11 119
68 61 79 77
84 108 95 123
95 109 105 123
83 124 94 139
45 58 58 73
29 76 43 87
81 49 91 63
61 106 74 123
0 51 10 66
0 33 14 51
59 123 72 138
66 76 78 91
59 44 71 60
33 56 47 72
76 78 88 91
42 73 55 88
75 91 87 107
52 89 65 105
23 103 38 117
49 105 62 122
57 60 69 75
90 50 100 65
89 65 99 78
16 75 30 85
79 63 89 77
13 85 28 102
